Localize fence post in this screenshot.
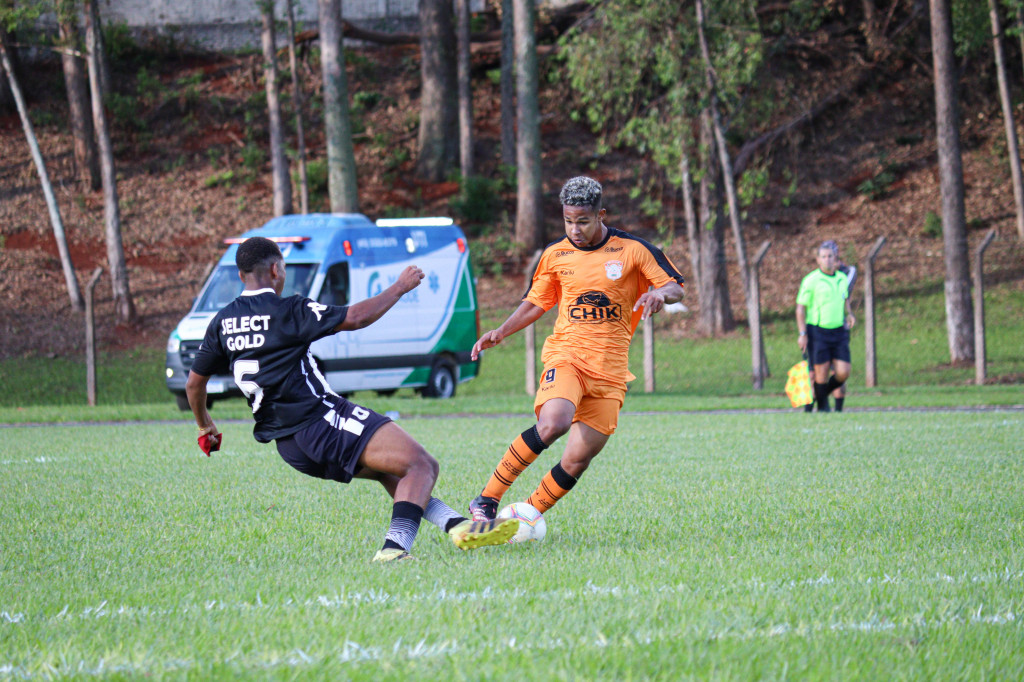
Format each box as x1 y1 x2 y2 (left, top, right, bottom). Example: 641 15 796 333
973 228 997 385
749 240 771 389
863 236 886 388
643 290 655 393
85 267 103 406
523 249 543 395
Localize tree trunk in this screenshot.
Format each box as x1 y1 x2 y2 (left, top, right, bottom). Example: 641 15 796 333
261 0 293 216
318 0 359 211
680 145 700 288
455 0 473 178
57 8 101 191
0 39 84 311
988 0 1024 241
500 0 516 167
696 0 749 296
514 0 542 249
85 0 135 323
285 0 309 214
417 0 459 182
697 108 735 336
929 0 973 361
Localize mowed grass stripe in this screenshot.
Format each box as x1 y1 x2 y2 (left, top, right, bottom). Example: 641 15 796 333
1 413 1022 679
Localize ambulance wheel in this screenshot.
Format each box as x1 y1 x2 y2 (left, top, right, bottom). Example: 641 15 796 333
422 359 457 399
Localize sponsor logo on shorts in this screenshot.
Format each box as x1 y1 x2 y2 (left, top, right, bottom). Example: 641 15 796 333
568 291 621 324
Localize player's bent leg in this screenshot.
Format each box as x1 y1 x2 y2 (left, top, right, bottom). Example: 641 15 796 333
358 422 438 508
527 422 609 513
471 400 575 521
535 398 575 445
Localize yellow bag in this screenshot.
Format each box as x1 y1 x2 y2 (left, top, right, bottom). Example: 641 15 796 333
785 360 813 408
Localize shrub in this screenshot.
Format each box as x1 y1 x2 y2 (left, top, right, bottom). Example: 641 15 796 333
922 211 942 238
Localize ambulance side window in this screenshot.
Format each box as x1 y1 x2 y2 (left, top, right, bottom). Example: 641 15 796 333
318 262 350 306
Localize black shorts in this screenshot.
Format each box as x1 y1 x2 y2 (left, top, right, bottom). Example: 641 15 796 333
807 324 850 365
275 394 391 483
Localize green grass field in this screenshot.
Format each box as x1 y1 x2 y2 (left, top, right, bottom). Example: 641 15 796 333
2 410 1022 679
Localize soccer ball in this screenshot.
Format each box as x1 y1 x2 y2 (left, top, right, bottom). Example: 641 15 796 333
497 502 547 543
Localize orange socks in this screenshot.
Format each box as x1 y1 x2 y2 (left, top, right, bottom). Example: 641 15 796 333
481 426 548 500
527 462 578 513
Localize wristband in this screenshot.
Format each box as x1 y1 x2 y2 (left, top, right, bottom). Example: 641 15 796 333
798 331 807 337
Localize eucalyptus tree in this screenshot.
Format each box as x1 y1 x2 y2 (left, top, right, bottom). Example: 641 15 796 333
56 0 100 190
930 0 974 362
260 0 293 216
455 0 473 178
318 0 358 211
417 0 458 182
84 0 135 323
513 0 542 250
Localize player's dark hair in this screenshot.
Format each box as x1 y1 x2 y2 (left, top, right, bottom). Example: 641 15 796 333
236 237 283 274
559 176 602 212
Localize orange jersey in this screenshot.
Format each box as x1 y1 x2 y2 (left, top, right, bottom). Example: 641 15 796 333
525 227 685 386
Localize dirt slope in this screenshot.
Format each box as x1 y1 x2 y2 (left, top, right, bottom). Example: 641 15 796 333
1 43 1022 361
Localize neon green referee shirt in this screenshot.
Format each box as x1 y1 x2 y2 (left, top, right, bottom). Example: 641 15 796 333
796 269 849 329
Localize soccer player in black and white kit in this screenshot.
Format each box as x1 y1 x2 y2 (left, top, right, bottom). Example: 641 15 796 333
185 237 518 562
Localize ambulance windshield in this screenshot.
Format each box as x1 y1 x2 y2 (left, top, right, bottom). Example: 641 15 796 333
194 263 318 312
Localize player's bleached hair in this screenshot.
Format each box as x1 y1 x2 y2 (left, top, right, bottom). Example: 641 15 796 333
820 239 839 256
236 236 283 274
559 176 603 211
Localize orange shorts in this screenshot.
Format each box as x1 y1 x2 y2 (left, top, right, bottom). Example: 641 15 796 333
533 363 625 436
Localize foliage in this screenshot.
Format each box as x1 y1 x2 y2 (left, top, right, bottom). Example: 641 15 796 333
0 3 42 33
557 0 826 188
922 210 943 238
449 174 503 229
856 162 899 200
952 0 992 57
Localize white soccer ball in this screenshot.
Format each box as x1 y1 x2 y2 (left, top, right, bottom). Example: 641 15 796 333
497 502 547 543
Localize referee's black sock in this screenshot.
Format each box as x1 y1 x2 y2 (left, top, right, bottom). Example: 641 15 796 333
835 397 845 412
813 382 831 412
825 375 843 394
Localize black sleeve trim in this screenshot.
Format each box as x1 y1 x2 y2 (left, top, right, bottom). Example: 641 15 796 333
611 228 685 285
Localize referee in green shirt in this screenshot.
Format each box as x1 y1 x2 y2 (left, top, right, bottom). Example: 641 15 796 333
796 241 855 412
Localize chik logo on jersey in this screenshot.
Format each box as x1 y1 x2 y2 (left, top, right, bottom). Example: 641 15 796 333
568 291 621 324
604 260 624 280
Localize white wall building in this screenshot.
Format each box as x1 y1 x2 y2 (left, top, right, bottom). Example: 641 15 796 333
68 0 548 52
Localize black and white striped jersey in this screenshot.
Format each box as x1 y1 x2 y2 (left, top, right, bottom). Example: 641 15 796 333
191 288 348 443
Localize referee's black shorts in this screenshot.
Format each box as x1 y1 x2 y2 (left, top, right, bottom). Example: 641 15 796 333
807 324 850 365
275 394 391 483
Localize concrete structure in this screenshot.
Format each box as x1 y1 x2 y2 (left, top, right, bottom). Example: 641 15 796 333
73 0 487 52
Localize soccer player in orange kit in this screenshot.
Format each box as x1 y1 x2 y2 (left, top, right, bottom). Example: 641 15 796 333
468 176 685 522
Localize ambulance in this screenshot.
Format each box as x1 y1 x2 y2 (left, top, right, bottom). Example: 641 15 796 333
165 213 480 409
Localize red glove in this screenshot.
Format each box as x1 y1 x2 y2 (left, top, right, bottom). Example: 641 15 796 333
198 431 221 456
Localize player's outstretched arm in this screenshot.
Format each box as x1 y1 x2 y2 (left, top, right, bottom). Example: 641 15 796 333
472 301 546 360
185 370 221 456
633 281 684 320
335 265 425 331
